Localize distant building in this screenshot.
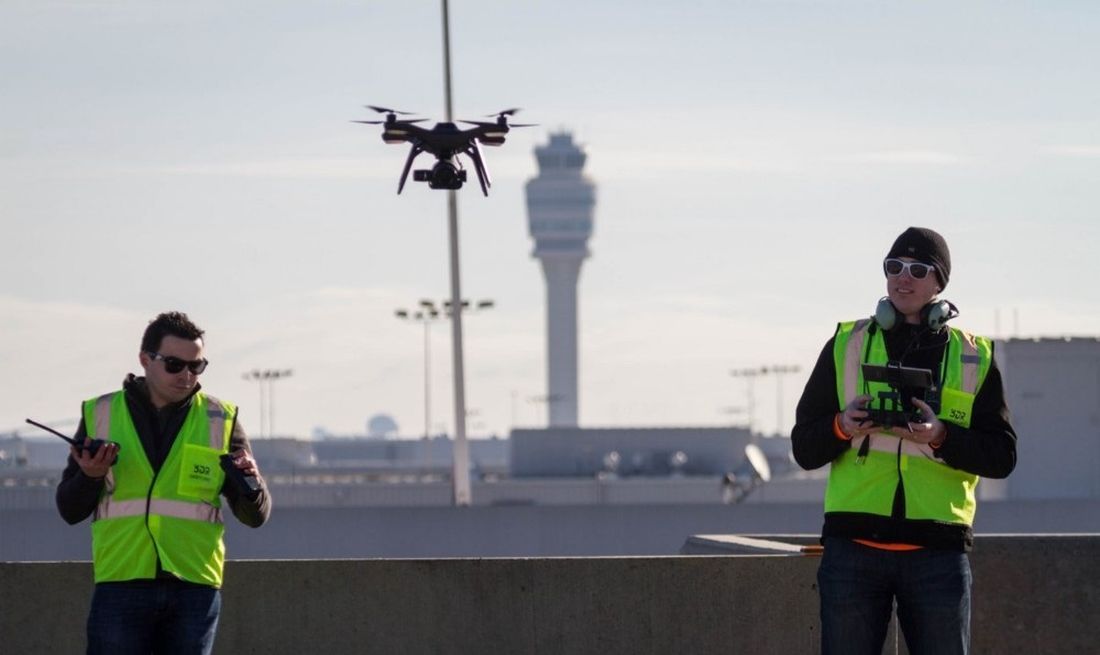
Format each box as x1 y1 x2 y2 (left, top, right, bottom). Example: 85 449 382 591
250 435 510 475
510 426 765 478
993 337 1100 500
525 132 596 427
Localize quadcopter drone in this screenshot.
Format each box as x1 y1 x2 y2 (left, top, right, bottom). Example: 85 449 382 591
354 105 534 195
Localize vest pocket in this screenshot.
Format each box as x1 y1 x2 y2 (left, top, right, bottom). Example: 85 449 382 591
939 386 975 428
178 444 223 499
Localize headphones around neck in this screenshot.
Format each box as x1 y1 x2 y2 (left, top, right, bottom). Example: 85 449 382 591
873 297 959 333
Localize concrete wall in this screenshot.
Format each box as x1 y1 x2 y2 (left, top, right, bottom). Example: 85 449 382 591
3 536 1098 654
9 499 1100 561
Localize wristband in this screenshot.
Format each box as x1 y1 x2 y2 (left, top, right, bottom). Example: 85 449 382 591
832 413 852 441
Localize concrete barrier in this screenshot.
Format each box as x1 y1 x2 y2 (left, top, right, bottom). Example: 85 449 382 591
2 535 1098 654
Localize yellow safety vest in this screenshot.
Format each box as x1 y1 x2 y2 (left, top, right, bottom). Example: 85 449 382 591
826 320 992 526
83 390 236 586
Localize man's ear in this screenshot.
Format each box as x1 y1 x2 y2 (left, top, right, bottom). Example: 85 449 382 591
139 350 151 369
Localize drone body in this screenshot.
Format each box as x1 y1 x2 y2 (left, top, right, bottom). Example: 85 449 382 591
355 105 533 196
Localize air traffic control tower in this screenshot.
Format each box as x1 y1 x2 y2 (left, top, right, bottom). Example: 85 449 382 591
525 132 596 427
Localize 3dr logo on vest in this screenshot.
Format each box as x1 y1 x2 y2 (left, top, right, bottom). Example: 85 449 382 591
193 464 212 476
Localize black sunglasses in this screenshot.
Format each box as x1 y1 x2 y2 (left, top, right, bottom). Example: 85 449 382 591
883 258 935 280
146 351 209 375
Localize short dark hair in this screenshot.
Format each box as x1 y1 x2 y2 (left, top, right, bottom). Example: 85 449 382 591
141 311 205 353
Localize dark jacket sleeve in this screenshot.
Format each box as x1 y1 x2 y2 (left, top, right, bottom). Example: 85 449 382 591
55 418 104 525
791 335 851 470
934 350 1017 479
221 417 272 528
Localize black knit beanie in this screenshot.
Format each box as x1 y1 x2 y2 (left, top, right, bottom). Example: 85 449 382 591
886 227 951 289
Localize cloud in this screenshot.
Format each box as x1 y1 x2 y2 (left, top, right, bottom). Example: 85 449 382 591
155 157 383 179
829 149 968 165
1043 145 1100 158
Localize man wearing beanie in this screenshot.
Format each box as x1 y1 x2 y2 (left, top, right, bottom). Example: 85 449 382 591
792 227 1016 655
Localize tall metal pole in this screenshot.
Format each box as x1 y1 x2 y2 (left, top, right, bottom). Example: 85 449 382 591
258 376 267 437
769 365 800 436
423 317 432 439
268 376 275 438
441 0 472 506
242 370 267 437
243 369 291 438
267 369 293 438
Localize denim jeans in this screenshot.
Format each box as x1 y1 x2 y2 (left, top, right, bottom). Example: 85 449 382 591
86 580 221 655
817 537 972 655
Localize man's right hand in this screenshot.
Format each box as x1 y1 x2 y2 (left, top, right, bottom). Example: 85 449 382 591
838 395 878 439
72 440 118 480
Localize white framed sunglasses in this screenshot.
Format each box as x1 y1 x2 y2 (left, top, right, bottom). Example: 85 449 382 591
883 258 935 280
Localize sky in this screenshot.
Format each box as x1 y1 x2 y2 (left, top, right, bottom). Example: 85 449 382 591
2 1 1098 441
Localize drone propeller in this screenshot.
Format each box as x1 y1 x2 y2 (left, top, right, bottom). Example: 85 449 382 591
352 118 427 125
465 108 537 129
459 120 538 128
366 105 416 115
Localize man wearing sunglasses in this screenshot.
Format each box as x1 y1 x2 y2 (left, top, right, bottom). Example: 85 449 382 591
792 227 1016 655
56 311 271 655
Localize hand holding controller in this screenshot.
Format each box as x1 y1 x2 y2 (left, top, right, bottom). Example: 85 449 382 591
901 397 947 446
837 395 878 439
25 418 119 474
219 450 263 500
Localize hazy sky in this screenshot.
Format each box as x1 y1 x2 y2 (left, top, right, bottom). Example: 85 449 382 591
3 1 1098 440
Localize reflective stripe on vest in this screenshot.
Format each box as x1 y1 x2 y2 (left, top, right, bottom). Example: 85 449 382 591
826 321 992 526
84 390 236 586
93 497 224 524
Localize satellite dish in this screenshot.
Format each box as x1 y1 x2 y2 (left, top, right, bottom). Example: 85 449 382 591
722 444 772 504
602 450 621 470
744 443 771 483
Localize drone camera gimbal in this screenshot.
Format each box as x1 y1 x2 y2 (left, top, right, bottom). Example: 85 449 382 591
414 160 467 190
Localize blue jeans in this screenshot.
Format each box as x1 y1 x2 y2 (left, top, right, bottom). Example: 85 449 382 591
86 580 221 655
818 537 972 655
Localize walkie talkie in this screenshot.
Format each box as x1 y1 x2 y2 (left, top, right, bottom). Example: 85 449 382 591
219 454 263 500
25 418 120 463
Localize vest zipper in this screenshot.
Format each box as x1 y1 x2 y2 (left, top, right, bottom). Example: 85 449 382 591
145 467 164 573
892 437 906 519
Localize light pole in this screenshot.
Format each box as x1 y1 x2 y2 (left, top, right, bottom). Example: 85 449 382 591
395 301 443 440
768 364 801 436
396 298 494 477
241 369 293 438
729 367 762 439
730 364 801 437
438 0 473 507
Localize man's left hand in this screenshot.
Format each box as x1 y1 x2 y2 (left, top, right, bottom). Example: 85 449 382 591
904 397 946 447
227 448 260 477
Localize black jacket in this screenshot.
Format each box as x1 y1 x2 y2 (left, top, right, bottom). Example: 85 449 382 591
791 321 1016 550
56 375 271 531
